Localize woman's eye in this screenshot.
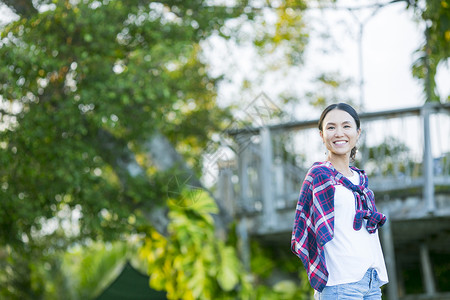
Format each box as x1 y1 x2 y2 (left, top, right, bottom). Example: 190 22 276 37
327 126 334 130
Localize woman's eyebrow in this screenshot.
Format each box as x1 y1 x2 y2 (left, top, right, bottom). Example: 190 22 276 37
325 120 353 126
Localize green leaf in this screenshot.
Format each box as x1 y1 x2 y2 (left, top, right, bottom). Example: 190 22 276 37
216 246 240 291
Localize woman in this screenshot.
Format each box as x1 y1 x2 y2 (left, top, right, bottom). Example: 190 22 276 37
291 103 389 299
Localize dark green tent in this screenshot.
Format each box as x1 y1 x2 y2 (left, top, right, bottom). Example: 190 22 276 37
96 262 167 300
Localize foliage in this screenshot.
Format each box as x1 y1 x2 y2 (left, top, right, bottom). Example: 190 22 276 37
0 0 246 296
250 241 313 300
141 189 252 300
0 244 69 299
432 252 450 292
253 0 309 65
62 241 130 300
0 0 246 242
0 0 316 297
141 189 313 300
1 238 145 300
1 0 448 298
409 0 450 102
305 72 355 108
357 136 413 177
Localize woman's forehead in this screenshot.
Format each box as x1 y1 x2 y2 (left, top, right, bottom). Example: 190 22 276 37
323 109 355 124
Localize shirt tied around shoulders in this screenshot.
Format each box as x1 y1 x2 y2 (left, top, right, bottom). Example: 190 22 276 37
290 161 387 292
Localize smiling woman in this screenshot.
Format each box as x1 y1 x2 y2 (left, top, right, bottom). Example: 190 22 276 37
291 103 388 300
319 103 361 174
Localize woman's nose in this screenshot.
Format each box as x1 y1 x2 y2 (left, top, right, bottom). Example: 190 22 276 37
334 127 344 136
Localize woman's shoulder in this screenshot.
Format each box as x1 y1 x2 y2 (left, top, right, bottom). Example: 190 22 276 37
349 165 368 176
350 166 370 186
307 161 334 177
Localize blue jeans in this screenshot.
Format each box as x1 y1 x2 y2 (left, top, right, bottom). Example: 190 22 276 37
315 268 382 300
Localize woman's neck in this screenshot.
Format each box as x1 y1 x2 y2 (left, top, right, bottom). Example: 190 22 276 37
327 154 352 176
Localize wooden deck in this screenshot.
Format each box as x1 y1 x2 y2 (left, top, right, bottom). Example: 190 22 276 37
217 102 450 300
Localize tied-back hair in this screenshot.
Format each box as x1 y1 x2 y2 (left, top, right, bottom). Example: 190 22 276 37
318 103 360 162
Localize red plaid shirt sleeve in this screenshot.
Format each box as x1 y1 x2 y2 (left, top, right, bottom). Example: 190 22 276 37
291 165 336 292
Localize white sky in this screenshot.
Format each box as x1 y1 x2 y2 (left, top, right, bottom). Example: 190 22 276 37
203 1 449 119
1 1 448 117
307 1 425 111
318 0 449 112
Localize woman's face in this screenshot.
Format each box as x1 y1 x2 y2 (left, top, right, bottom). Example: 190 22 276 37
320 109 361 158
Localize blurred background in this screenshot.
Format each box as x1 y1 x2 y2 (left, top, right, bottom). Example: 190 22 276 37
0 0 449 299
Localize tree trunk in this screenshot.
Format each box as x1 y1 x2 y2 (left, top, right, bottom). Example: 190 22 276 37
2 0 230 239
96 128 229 238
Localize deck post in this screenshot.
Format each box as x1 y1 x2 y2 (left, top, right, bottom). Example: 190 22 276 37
236 133 252 271
217 163 235 217
237 217 251 271
260 127 275 229
422 103 435 213
238 134 251 213
381 209 399 300
420 243 436 295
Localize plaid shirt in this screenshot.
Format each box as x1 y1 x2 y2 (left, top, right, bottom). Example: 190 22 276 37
291 161 386 292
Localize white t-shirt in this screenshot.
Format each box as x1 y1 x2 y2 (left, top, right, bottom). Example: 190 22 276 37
323 170 389 286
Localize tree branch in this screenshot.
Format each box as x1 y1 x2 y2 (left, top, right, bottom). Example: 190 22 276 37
1 0 38 18
143 131 230 239
95 128 171 236
96 128 230 239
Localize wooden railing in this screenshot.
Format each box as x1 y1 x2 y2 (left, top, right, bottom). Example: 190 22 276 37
215 102 450 300
219 102 450 231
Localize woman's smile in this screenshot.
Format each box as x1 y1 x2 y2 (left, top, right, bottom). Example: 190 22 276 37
320 109 361 158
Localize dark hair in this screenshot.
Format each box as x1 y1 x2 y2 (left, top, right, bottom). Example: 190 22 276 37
318 103 360 161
